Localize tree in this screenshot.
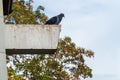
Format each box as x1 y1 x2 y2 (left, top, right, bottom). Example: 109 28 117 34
7 37 94 80
6 0 94 80
5 0 47 24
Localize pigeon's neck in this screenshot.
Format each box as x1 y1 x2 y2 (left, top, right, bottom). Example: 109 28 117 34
56 16 59 24
59 17 62 21
58 16 63 22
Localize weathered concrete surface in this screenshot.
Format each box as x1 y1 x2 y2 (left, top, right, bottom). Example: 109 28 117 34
5 25 61 50
0 0 5 53
0 0 8 80
0 53 8 80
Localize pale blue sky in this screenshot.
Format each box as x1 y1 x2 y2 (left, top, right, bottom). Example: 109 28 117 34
33 0 120 80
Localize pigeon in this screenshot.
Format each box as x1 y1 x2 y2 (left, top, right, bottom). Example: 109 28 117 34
45 13 64 25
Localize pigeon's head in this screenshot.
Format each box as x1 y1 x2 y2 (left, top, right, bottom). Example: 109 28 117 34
59 13 65 18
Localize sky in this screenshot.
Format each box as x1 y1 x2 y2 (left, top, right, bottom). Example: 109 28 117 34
34 0 119 80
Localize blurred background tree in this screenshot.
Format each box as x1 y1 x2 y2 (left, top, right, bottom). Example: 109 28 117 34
6 0 94 80
5 0 47 24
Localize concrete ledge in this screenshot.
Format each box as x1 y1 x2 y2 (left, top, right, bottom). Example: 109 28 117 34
6 49 57 54
5 25 61 54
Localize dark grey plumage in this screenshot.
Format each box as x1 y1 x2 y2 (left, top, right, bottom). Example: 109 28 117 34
45 13 64 25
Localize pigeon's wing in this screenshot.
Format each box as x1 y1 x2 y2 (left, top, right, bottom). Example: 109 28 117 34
45 16 57 24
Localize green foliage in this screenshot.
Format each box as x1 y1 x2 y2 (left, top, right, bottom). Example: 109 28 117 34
56 37 94 79
5 0 47 24
7 37 94 80
8 67 23 80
